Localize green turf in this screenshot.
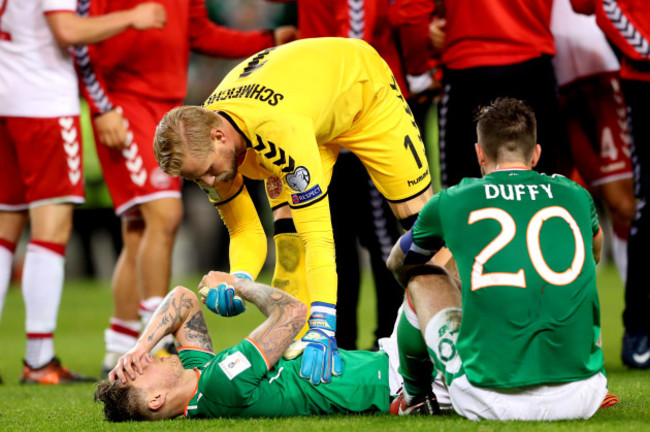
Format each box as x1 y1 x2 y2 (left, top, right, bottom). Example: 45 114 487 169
0 264 648 431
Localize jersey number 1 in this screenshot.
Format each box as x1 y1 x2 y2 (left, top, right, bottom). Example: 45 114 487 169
404 135 423 169
469 206 586 290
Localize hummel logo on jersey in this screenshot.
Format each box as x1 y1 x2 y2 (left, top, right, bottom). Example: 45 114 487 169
253 135 295 173
59 117 81 185
239 48 276 78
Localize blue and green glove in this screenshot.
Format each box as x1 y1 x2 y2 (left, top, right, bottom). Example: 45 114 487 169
299 302 343 385
199 280 247 317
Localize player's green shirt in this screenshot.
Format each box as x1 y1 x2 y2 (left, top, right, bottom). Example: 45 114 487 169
180 339 389 418
412 169 604 389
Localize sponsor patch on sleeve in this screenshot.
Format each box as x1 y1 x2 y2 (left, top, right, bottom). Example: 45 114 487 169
218 351 251 380
291 184 323 205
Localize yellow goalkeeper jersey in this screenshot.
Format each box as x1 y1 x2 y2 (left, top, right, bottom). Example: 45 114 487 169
202 37 430 304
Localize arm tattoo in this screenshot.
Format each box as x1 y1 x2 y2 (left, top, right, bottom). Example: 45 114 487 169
146 291 194 343
241 282 305 364
182 311 214 351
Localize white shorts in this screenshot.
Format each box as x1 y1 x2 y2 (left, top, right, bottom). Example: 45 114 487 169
444 371 607 421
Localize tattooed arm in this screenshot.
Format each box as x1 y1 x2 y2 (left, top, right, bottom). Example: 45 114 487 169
201 270 308 367
109 286 213 383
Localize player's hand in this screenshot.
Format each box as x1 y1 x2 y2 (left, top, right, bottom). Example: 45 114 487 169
297 307 343 385
428 17 446 50
273 25 298 45
199 283 247 317
199 270 238 292
198 270 252 293
94 108 128 150
130 2 166 30
109 343 151 384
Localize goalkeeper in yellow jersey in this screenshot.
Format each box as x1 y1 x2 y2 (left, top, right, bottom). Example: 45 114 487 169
153 37 432 385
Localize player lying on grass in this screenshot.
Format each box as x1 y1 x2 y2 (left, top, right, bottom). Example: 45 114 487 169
94 269 615 421
388 97 613 420
95 271 448 421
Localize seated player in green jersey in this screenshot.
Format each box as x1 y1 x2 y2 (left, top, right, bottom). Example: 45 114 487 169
94 271 450 421
387 97 613 420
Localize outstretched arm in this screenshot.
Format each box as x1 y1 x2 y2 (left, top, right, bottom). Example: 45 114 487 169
46 2 166 49
200 271 308 367
109 286 211 383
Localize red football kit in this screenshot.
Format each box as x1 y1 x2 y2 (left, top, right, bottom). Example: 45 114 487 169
76 0 275 215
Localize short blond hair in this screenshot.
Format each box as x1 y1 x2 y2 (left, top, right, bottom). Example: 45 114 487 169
153 106 222 176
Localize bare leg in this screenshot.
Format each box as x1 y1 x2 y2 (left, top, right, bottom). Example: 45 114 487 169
407 272 461 331
137 198 183 301
102 218 143 374
388 186 434 223
112 219 142 322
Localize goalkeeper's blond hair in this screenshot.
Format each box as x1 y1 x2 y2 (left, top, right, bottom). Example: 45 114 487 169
153 106 222 176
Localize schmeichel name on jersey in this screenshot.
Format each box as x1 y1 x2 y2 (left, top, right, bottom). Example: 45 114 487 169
204 83 285 106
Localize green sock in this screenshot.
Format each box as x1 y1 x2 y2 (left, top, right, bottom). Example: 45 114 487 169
396 308 435 398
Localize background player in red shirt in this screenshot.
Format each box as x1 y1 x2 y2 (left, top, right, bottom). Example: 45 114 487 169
0 0 165 384
571 0 650 369
551 0 635 287
74 0 296 376
394 0 562 188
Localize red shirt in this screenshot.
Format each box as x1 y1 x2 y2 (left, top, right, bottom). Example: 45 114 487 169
77 0 275 114
572 0 650 81
272 0 408 94
440 0 555 70
389 0 438 76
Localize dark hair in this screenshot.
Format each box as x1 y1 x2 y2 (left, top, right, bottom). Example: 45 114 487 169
474 97 537 162
94 379 148 422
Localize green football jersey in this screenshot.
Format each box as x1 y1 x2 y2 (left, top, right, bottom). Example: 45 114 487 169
412 169 604 388
180 339 389 418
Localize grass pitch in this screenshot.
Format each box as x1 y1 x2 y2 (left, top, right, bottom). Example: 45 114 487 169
0 264 649 431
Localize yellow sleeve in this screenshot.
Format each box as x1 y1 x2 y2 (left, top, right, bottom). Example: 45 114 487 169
252 115 337 305
250 114 328 206
197 174 267 280
290 198 337 305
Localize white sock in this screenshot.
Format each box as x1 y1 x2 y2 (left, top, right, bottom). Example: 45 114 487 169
138 296 165 327
103 318 140 369
611 233 628 284
424 307 463 375
25 337 55 369
402 387 416 404
22 241 65 368
0 241 15 322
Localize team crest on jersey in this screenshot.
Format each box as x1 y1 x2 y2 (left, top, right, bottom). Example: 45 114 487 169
266 176 283 199
285 166 310 192
150 167 172 189
218 351 251 380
